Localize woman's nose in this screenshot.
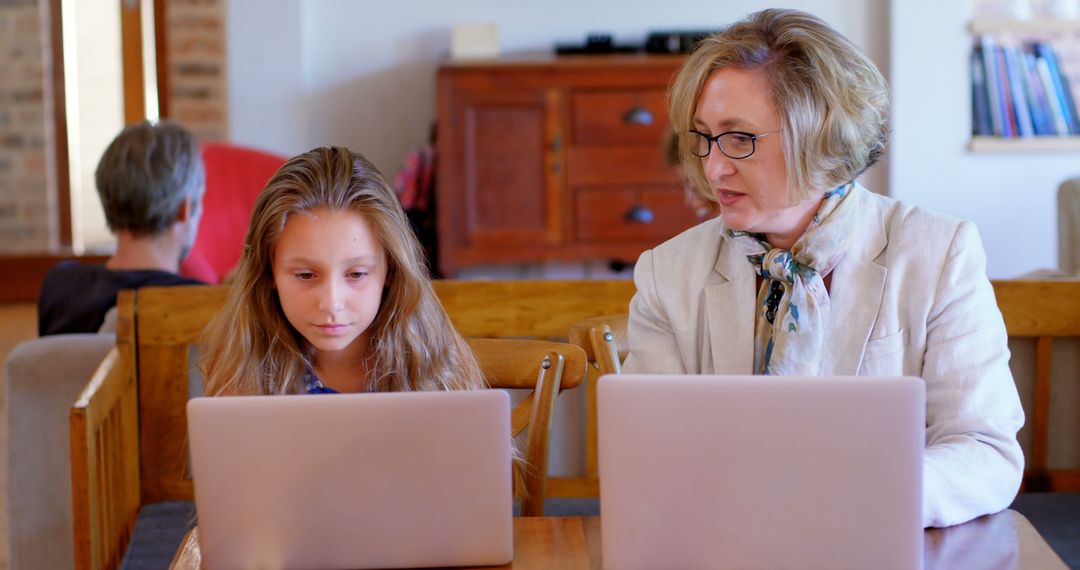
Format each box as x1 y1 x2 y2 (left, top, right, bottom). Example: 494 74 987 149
703 147 737 180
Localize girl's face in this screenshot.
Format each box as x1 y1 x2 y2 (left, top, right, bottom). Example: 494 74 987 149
272 208 387 367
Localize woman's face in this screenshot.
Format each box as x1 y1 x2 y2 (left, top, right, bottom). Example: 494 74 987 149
694 67 823 247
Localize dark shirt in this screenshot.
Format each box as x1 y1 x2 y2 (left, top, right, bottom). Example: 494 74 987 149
37 261 203 336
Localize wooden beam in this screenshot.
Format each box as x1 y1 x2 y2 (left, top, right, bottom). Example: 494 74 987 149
0 254 109 304
48 0 72 247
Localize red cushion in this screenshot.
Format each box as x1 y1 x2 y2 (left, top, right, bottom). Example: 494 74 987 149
180 143 287 284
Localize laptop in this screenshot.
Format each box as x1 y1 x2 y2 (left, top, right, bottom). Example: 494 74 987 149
187 390 513 570
598 374 924 570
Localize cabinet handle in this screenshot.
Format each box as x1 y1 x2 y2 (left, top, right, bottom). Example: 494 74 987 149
621 105 653 125
623 204 654 224
550 134 562 153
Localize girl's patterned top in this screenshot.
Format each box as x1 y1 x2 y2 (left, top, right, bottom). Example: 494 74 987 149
304 370 339 394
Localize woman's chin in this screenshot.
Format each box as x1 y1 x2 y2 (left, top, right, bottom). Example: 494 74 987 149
719 211 755 233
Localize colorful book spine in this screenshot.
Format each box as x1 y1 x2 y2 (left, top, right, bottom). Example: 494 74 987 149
1035 53 1070 135
1035 42 1079 135
1023 49 1056 135
1003 43 1035 137
995 45 1018 137
971 46 993 136
980 35 1005 137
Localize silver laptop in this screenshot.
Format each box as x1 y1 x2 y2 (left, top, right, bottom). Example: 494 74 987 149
187 390 513 570
598 374 924 570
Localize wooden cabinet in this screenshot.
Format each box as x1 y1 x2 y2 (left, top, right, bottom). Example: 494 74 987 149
436 55 701 276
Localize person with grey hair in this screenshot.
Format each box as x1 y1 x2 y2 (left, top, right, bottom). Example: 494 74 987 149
38 120 207 335
624 9 1024 528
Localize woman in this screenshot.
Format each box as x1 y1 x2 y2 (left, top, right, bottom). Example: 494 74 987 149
623 9 1024 528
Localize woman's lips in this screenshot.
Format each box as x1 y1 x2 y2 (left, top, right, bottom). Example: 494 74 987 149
716 190 746 207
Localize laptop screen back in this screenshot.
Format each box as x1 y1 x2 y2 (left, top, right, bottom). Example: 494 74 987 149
598 374 924 570
187 390 513 569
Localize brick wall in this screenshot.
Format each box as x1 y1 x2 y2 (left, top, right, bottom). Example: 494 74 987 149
0 0 228 254
166 0 228 142
0 0 53 252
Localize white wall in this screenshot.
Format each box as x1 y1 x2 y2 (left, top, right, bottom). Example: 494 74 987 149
227 0 889 190
891 0 1079 278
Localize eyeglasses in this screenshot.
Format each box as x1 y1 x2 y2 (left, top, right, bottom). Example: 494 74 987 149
686 129 781 160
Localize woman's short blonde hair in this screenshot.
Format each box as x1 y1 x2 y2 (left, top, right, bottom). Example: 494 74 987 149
668 8 889 200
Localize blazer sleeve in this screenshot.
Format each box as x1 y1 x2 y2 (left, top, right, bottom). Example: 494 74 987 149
921 221 1025 528
623 249 687 374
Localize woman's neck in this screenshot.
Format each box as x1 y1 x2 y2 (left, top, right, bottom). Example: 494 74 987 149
763 192 827 250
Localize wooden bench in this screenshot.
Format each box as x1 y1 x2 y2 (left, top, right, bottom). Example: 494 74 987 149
68 280 634 569
993 279 1080 491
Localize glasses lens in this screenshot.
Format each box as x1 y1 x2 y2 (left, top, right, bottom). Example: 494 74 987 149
718 132 755 159
688 132 711 158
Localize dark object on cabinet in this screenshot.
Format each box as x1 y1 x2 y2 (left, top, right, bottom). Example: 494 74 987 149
644 30 720 54
435 55 702 276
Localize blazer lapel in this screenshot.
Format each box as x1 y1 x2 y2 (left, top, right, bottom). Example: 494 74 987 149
704 236 757 374
823 188 888 375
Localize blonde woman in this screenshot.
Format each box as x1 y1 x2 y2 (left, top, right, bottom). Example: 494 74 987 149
624 9 1024 528
202 146 484 395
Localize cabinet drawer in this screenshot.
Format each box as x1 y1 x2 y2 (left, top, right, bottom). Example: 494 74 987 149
571 89 669 145
574 186 702 243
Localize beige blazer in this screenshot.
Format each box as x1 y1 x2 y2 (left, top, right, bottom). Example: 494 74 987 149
624 186 1025 528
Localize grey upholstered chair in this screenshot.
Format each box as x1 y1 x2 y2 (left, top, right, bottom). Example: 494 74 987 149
4 333 115 570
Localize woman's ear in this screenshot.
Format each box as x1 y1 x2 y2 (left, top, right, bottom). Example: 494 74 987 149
174 199 193 223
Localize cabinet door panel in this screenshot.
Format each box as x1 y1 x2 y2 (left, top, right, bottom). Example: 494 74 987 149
455 91 562 248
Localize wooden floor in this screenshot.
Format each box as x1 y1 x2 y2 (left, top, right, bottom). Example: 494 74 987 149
0 303 39 570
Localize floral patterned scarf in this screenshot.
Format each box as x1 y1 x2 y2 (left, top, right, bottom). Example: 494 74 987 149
727 183 857 375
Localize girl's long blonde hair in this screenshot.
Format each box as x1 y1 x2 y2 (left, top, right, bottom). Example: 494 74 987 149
201 147 484 395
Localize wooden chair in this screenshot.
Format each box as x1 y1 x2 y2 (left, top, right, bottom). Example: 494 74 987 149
69 284 587 570
567 314 629 495
992 279 1080 491
434 279 635 498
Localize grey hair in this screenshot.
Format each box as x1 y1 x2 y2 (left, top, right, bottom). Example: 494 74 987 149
94 120 206 236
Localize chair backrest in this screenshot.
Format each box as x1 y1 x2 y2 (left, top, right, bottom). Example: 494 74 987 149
467 338 585 515
992 279 1080 491
568 314 629 488
179 143 287 284
1060 178 1080 275
70 281 602 569
433 279 635 338
69 294 139 570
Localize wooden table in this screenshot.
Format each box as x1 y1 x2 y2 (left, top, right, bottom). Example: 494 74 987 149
171 509 1066 569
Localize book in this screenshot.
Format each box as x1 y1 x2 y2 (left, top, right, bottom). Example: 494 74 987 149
1003 43 1035 137
1035 42 1079 135
1034 52 1070 135
971 46 993 136
995 45 1018 137
1023 48 1056 135
980 35 1005 136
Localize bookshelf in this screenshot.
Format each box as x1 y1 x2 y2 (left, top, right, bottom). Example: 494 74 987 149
969 134 1080 151
970 18 1080 35
968 16 1080 151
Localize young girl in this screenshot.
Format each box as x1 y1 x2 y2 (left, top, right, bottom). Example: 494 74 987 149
201 146 484 395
